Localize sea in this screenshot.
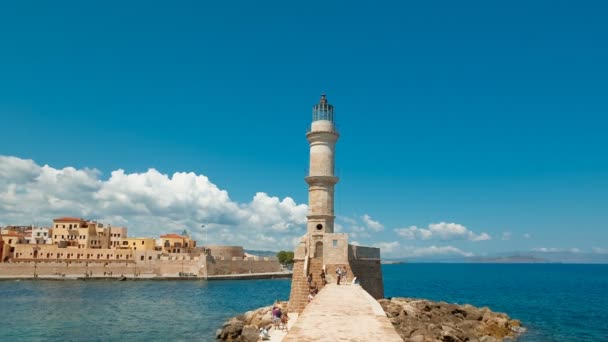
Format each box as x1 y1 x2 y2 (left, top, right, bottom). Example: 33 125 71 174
0 264 607 341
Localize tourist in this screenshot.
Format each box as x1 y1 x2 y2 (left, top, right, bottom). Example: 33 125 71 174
259 327 270 340
307 272 313 286
280 311 289 331
320 269 327 285
336 266 341 285
310 281 318 294
274 306 282 330
271 306 279 329
342 266 348 283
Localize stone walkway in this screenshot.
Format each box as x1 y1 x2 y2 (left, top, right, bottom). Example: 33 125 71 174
283 284 402 342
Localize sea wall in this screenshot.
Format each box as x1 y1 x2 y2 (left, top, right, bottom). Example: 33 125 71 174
0 261 147 277
206 257 281 275
0 253 279 279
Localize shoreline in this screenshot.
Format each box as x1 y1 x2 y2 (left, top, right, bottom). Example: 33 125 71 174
0 271 292 281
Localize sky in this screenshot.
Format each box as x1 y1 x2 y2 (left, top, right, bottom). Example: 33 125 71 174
1 1 607 258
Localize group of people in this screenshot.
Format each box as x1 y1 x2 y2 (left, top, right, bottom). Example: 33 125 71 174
259 305 289 340
335 266 348 285
271 305 289 331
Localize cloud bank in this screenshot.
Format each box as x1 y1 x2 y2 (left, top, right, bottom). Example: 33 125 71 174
0 156 307 250
394 222 491 242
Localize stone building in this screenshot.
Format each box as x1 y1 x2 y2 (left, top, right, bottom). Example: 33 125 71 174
288 95 384 313
0 231 26 262
158 233 196 253
25 227 53 245
118 237 157 251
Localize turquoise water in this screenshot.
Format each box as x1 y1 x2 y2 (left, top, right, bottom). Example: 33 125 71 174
0 264 607 341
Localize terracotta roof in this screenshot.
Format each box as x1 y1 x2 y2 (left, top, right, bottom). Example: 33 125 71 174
53 217 85 222
160 234 187 239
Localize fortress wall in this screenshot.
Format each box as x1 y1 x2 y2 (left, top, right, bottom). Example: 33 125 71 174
206 246 245 259
206 258 280 276
288 259 308 312
349 245 380 260
346 244 383 299
157 259 201 276
348 259 384 299
0 261 157 277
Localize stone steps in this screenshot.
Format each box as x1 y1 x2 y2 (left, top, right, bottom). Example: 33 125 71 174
288 257 325 313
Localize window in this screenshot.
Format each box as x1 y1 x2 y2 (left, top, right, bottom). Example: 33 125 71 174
316 224 323 231
141 241 144 245
333 240 338 247
140 256 144 261
148 256 152 260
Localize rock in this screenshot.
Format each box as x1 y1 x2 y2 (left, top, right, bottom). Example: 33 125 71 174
381 297 524 342
409 335 426 342
240 325 259 342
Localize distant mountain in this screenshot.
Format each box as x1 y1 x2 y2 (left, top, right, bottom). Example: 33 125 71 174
385 251 608 264
466 255 547 263
244 250 277 257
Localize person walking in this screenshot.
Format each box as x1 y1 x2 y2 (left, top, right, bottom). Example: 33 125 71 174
307 272 313 286
320 269 327 286
336 266 341 285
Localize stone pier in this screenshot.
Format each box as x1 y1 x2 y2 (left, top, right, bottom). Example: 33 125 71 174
283 283 402 342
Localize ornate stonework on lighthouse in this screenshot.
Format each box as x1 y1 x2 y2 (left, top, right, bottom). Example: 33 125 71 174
288 94 384 313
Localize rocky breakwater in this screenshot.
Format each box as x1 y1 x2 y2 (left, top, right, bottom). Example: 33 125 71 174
217 298 524 342
216 301 288 342
379 297 525 342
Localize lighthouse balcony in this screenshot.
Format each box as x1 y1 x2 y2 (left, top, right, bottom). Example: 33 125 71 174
305 175 339 185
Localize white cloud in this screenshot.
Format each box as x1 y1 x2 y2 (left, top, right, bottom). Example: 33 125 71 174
370 241 474 259
593 247 608 254
532 247 581 253
372 241 401 254
362 214 384 232
401 245 474 258
394 222 491 242
0 155 308 251
523 233 531 239
501 232 512 241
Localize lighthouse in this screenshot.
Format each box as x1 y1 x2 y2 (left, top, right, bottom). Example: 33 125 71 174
305 93 339 236
288 94 384 313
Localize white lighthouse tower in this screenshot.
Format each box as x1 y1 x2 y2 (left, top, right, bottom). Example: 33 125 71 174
305 93 339 236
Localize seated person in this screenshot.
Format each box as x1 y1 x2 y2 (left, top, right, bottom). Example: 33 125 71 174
259 327 270 340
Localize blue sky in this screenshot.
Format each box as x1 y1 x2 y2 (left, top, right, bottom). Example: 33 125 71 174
1 1 607 257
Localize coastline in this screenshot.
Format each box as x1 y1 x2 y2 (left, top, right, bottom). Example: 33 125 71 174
0 271 292 281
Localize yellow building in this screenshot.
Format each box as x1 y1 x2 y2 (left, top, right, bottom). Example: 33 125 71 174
1 231 25 262
159 234 196 253
119 237 156 251
51 218 127 249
